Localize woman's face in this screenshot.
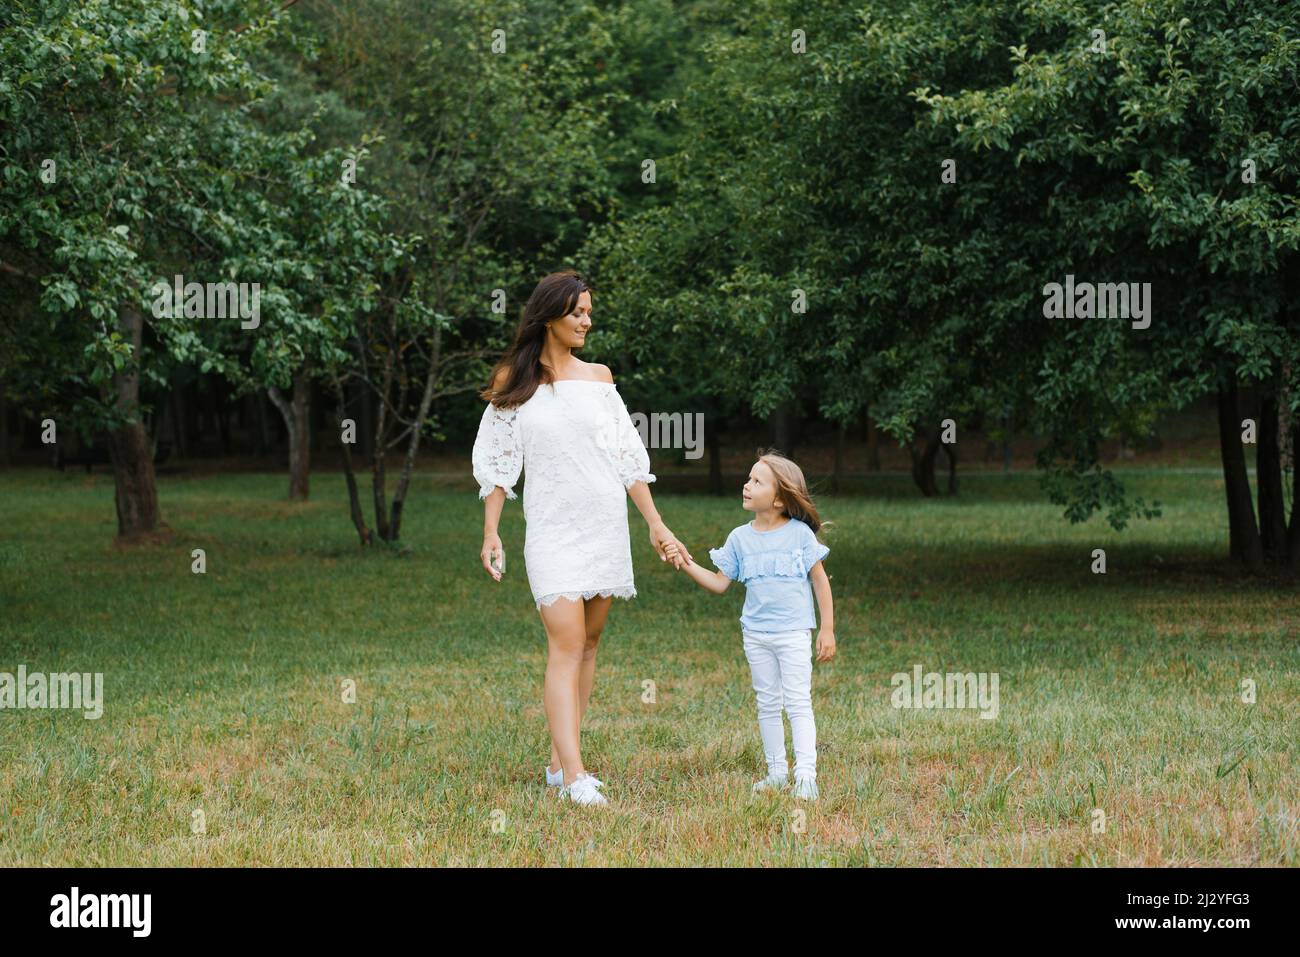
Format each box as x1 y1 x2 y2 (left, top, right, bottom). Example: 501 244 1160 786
548 290 592 349
742 461 782 513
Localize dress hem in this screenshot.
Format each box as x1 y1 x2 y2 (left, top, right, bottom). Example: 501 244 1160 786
534 585 637 609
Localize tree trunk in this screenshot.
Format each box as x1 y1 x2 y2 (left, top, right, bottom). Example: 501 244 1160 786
268 364 312 501
388 324 443 542
942 440 958 496
105 306 161 536
908 422 940 497
370 341 397 541
357 375 375 461
1287 415 1300 569
770 400 796 457
1216 376 1264 571
332 374 372 545
1257 388 1287 564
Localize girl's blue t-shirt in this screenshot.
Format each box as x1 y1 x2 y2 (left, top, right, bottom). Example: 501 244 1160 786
708 518 829 633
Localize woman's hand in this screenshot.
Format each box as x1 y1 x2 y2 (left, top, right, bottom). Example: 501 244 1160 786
664 541 692 569
649 521 692 570
481 533 505 582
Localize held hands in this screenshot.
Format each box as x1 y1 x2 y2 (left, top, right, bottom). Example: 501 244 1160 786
481 533 505 582
663 540 692 570
815 628 837 662
649 521 692 570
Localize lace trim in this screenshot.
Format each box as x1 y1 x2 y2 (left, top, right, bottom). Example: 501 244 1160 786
478 481 518 501
534 585 637 608
738 548 808 582
621 471 656 489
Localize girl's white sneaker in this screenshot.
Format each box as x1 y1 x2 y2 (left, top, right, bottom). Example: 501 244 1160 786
752 771 790 793
559 773 608 806
792 775 819 801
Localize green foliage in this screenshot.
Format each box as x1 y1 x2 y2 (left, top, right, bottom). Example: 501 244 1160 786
4 0 1297 543
591 0 1298 529
0 0 405 428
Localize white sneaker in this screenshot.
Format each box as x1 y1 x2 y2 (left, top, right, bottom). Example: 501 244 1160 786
559 773 608 806
792 775 819 801
547 766 602 789
752 771 790 793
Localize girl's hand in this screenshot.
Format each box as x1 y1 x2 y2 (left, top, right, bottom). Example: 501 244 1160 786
664 541 691 569
815 628 836 662
481 533 505 582
650 521 692 569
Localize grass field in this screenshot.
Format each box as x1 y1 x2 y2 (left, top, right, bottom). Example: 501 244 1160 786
0 467 1296 866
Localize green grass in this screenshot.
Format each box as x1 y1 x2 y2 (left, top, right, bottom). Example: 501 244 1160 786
0 467 1296 866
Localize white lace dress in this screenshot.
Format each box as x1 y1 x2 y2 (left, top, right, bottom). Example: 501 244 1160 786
472 379 656 609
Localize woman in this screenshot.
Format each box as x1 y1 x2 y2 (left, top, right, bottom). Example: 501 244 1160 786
473 269 693 807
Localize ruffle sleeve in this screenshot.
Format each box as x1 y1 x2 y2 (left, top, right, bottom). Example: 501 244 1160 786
709 530 740 580
601 384 656 489
471 400 523 500
801 524 830 570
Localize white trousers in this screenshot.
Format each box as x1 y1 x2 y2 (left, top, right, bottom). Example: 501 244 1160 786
741 628 817 779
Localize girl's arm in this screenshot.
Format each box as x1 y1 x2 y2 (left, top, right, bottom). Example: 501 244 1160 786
667 543 732 594
810 560 836 661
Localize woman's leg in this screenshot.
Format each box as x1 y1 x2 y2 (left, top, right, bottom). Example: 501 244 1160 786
549 595 614 774
539 596 591 785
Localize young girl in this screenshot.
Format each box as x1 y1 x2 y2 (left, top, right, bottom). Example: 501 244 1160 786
665 451 835 800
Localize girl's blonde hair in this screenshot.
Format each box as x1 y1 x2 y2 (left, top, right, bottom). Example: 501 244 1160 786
755 449 832 536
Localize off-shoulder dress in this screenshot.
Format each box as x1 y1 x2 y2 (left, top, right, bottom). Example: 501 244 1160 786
472 379 655 609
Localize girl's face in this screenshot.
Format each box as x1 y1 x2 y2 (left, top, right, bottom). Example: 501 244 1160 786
742 461 783 514
547 290 592 349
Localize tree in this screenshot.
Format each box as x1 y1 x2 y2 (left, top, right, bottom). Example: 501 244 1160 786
0 0 381 531
919 0 1300 568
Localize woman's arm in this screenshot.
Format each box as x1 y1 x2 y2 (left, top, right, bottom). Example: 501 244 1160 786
627 479 693 569
599 365 693 569
481 486 507 581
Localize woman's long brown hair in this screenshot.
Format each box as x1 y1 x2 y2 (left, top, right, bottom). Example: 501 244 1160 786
756 449 832 537
479 269 591 409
